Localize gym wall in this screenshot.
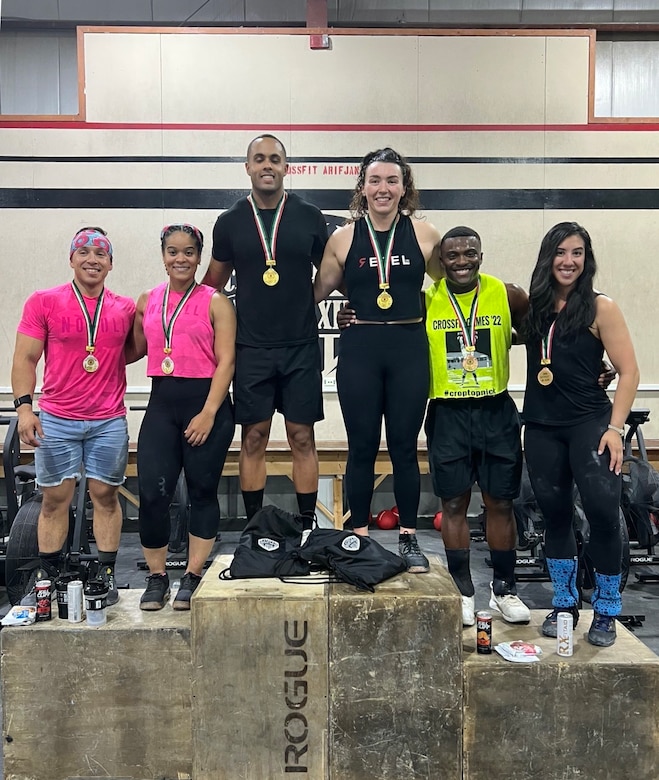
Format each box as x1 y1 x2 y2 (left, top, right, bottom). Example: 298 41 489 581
0 27 657 439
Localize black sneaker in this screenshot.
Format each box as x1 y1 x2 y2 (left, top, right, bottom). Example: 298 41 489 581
541 606 580 638
173 571 203 611
139 572 170 611
399 534 430 573
97 565 119 606
587 612 617 647
19 559 59 607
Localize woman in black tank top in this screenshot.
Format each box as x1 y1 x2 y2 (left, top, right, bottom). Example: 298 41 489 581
522 222 639 647
314 148 442 574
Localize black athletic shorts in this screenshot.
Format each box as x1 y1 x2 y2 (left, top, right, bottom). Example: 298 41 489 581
234 341 324 426
425 391 522 500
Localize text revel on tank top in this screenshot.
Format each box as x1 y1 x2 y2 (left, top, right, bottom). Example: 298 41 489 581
358 254 412 268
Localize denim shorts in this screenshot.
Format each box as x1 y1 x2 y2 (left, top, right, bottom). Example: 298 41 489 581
35 411 129 487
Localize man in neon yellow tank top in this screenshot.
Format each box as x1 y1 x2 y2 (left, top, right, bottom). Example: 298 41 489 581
425 226 531 627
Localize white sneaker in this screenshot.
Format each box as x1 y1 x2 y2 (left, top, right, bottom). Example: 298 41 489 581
489 583 531 623
461 595 475 626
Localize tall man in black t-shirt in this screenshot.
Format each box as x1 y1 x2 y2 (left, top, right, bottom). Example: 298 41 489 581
202 135 328 522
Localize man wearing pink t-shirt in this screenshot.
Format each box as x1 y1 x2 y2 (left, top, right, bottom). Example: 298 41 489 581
11 227 136 605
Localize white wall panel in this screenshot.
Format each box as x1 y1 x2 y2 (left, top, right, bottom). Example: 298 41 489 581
545 36 590 123
85 33 163 123
289 36 419 125
160 34 293 125
419 36 546 124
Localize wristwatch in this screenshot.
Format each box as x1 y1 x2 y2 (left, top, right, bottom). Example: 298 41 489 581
13 394 33 409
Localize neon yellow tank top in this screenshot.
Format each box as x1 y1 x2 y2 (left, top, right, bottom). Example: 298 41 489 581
425 273 511 399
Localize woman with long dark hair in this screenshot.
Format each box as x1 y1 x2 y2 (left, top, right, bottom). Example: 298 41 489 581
523 222 639 647
314 148 442 573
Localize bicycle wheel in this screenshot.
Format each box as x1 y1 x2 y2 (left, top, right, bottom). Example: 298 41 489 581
5 494 42 605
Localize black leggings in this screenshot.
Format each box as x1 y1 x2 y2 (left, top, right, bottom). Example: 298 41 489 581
138 377 235 548
524 412 622 575
336 323 429 529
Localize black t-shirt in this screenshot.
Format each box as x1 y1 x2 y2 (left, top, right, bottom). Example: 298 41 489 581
344 215 426 321
522 310 611 426
211 193 328 347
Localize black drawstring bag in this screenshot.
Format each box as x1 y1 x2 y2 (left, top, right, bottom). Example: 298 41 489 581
294 528 407 592
222 505 312 579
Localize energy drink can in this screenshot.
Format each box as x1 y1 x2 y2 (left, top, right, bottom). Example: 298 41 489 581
476 611 493 655
557 612 574 657
67 580 84 623
35 580 52 622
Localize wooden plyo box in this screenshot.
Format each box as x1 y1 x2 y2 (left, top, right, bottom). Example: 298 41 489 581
192 555 462 780
463 610 659 780
1 590 193 780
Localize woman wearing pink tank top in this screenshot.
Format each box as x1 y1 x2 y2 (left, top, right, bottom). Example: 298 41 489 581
133 224 236 611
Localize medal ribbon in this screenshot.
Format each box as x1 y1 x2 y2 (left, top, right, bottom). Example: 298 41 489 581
71 281 104 353
364 214 397 289
248 192 287 266
162 281 198 352
446 280 480 349
541 320 557 364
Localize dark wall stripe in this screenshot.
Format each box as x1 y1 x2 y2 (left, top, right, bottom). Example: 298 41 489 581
3 155 659 164
3 188 659 210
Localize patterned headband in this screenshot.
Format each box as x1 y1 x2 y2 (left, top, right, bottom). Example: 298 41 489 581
70 229 113 260
160 223 204 251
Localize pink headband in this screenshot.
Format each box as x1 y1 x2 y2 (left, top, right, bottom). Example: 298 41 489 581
70 230 113 260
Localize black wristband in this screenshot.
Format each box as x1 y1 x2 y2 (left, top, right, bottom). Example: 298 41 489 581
13 394 33 409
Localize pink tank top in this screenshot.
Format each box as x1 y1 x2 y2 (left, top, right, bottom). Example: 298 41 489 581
143 283 218 378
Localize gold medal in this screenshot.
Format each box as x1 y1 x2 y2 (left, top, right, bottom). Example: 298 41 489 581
162 356 175 375
463 355 478 372
83 355 99 373
376 290 393 310
538 366 554 386
263 267 280 286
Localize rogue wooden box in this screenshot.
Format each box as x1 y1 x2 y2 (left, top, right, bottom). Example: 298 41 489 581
462 610 659 780
192 555 462 780
1 590 192 780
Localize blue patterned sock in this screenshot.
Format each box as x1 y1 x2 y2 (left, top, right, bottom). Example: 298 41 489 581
592 571 622 617
546 557 579 608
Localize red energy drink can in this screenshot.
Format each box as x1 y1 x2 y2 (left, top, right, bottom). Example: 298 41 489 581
35 580 52 622
476 610 492 654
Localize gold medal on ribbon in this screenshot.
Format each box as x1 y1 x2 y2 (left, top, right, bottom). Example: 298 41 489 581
263 267 280 286
249 193 286 289
161 282 197 378
463 355 478 372
365 215 397 316
538 366 554 386
376 289 393 309
72 282 104 377
83 354 99 373
538 324 556 387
